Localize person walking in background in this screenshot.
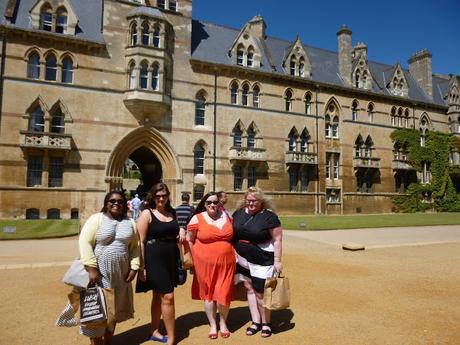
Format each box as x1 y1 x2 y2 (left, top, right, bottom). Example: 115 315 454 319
186 192 235 339
217 191 228 213
232 187 283 338
131 194 141 221
175 193 195 229
135 183 186 345
58 190 140 345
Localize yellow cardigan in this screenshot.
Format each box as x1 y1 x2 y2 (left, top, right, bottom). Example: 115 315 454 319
78 213 140 270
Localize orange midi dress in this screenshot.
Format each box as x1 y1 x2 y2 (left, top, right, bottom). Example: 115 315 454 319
187 213 236 306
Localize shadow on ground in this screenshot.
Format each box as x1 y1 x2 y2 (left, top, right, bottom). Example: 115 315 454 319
112 307 295 344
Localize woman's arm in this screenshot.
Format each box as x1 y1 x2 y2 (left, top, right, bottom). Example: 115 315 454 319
271 225 283 273
126 219 140 282
78 213 101 285
186 215 198 256
136 209 151 282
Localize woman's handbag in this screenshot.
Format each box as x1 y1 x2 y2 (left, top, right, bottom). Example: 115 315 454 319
263 273 290 310
178 242 193 270
63 259 89 288
177 258 187 285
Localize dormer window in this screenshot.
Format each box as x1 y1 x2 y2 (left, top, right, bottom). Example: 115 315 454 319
56 8 68 34
237 48 244 66
290 57 296 76
247 49 254 67
40 6 52 31
299 60 305 77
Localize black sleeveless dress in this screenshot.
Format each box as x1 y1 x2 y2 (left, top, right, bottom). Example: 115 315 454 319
136 209 180 294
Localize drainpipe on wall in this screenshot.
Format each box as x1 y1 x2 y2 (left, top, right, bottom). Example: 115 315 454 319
0 32 7 133
315 85 320 214
213 69 218 191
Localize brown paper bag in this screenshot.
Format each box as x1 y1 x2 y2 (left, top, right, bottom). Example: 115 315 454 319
263 273 290 310
67 287 115 329
178 243 193 270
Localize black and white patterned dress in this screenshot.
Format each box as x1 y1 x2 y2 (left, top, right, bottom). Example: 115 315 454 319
80 215 136 337
57 214 137 338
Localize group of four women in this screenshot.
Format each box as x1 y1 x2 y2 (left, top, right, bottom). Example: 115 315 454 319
78 183 283 345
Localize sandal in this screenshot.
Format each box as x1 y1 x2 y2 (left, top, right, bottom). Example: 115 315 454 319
246 322 261 336
261 323 272 338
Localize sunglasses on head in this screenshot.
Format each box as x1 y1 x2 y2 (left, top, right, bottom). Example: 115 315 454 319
205 200 219 205
108 199 124 205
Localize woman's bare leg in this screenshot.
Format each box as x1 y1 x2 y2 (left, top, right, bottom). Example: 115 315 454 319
217 304 230 333
204 300 218 336
151 291 163 338
160 292 175 345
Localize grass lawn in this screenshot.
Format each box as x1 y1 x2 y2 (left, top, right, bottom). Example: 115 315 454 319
0 219 79 240
279 212 460 230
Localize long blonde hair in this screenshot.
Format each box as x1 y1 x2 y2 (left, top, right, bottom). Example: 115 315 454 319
235 186 275 212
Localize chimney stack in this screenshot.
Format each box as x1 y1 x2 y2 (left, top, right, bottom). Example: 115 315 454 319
408 49 433 99
248 15 266 39
337 25 352 86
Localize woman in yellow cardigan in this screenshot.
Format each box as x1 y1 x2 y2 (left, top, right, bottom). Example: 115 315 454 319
79 190 140 345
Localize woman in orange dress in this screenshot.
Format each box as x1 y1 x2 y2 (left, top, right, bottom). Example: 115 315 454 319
186 192 235 339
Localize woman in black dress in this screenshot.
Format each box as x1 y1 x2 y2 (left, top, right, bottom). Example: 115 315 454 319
233 187 283 338
136 183 186 345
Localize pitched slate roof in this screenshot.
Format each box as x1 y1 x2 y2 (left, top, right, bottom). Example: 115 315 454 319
1 0 104 43
191 19 449 107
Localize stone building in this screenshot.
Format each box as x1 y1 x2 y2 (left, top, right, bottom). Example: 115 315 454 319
0 0 459 219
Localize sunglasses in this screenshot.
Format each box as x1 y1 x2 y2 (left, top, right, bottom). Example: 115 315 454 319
108 199 124 205
155 194 169 199
245 199 260 204
205 200 219 205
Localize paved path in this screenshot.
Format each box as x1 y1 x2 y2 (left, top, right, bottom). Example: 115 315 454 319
1 225 459 269
285 225 460 248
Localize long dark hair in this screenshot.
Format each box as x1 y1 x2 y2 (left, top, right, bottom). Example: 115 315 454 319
145 182 176 217
192 191 218 216
100 190 128 216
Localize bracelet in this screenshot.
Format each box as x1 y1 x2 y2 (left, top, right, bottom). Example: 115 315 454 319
274 256 281 262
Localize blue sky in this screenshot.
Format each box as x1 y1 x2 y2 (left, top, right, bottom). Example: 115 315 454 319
193 0 460 76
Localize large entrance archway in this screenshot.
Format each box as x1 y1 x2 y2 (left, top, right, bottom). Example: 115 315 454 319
105 127 181 200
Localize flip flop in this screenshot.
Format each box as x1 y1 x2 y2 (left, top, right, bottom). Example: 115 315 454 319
149 334 168 343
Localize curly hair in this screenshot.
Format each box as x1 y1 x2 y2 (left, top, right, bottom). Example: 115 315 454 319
235 186 275 212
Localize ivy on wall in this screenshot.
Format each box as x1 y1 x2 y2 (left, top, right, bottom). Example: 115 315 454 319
390 129 460 212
